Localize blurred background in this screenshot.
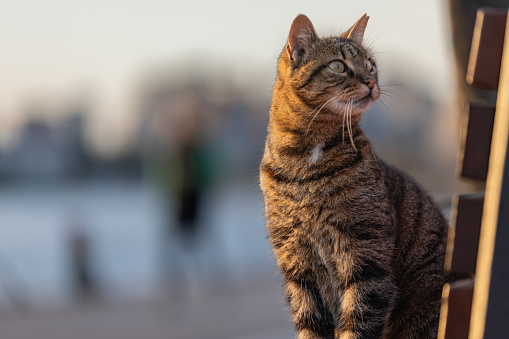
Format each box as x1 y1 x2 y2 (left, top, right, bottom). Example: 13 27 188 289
0 0 483 338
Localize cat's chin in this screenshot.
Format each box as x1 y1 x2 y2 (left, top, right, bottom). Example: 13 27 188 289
351 95 375 111
332 97 375 119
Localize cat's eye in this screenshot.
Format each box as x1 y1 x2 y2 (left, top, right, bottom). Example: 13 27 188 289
328 60 346 73
365 59 374 72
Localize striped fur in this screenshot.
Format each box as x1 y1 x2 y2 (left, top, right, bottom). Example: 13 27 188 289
260 14 449 339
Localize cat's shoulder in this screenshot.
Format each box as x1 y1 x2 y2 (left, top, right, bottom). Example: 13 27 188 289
378 157 425 191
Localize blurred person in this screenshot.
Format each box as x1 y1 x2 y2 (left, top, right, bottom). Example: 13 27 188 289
169 126 215 298
174 137 205 249
152 86 218 298
68 220 96 301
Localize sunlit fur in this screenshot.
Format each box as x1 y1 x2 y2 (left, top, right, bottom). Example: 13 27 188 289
260 15 456 339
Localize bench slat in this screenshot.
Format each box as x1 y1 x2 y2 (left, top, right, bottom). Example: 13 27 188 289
445 193 484 276
458 102 495 180
438 279 475 339
466 8 507 89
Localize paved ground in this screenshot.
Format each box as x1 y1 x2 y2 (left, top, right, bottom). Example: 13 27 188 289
0 280 295 339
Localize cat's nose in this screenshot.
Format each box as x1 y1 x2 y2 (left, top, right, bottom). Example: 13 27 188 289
362 78 376 90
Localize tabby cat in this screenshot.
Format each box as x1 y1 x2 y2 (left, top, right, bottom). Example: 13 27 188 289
260 14 450 339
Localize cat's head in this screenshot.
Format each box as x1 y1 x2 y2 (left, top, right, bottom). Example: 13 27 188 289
278 14 380 124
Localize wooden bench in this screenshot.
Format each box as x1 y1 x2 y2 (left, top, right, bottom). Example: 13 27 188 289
438 7 509 339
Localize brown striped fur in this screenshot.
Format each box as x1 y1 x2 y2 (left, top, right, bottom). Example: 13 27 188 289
260 14 450 339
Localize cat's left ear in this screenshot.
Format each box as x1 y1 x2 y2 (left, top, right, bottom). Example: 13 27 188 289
340 13 369 44
287 14 318 62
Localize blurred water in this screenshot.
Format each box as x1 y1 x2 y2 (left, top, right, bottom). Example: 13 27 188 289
0 178 275 310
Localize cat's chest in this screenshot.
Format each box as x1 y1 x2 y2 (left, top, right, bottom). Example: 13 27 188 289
309 144 324 164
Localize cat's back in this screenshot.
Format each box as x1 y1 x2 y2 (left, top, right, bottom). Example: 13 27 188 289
378 160 448 273
377 160 449 338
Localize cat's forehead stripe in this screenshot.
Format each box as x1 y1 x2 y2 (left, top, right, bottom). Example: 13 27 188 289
322 38 364 63
343 44 360 59
338 50 356 72
338 45 346 60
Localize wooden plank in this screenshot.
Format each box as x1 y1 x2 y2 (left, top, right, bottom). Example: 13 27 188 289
466 8 507 89
469 9 509 339
438 279 475 339
457 102 495 180
445 193 484 276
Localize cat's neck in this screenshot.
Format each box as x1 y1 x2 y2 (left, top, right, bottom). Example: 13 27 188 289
269 85 365 149
267 115 369 170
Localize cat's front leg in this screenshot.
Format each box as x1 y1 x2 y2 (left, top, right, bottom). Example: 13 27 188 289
284 277 335 339
337 276 395 339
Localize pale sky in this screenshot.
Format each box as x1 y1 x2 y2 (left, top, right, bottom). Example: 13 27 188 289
0 0 454 153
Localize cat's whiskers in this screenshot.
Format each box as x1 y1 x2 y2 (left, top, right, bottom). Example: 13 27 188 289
379 91 409 109
304 96 335 120
379 88 402 95
341 95 358 151
379 82 417 88
375 97 412 143
304 103 324 121
363 20 402 50
305 96 337 136
342 103 347 143
347 101 356 151
331 91 352 142
303 92 350 136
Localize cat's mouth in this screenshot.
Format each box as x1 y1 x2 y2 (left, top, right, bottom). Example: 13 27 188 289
327 88 379 118
352 94 372 105
347 94 375 112
349 88 380 109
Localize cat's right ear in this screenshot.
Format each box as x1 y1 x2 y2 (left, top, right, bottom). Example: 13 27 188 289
340 14 369 44
286 14 318 62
